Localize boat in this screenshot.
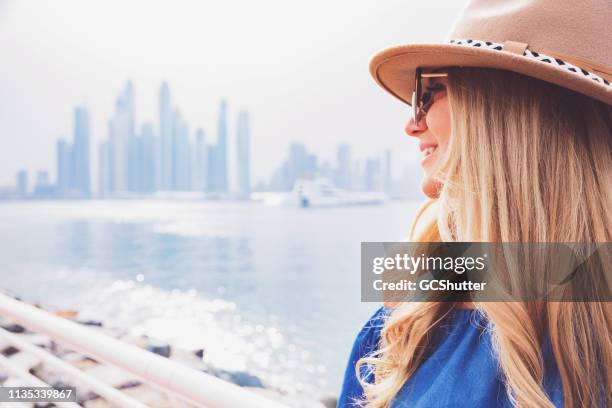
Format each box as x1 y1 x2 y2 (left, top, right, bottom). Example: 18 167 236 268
282 178 387 208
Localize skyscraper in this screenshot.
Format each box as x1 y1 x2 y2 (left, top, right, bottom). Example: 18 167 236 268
351 159 365 191
108 90 131 193
193 128 208 192
159 81 173 191
171 109 192 190
289 142 317 180
46 80 257 199
335 143 352 190
32 170 54 198
269 142 318 191
207 100 228 192
98 140 111 197
137 122 156 193
72 106 91 197
56 138 71 194
123 81 139 192
236 111 250 199
16 170 27 198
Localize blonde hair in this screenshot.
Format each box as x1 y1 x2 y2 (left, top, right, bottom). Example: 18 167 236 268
357 68 612 408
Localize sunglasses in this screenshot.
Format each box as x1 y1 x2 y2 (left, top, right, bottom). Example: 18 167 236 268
412 68 448 124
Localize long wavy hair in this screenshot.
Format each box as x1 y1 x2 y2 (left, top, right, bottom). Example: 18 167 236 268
356 68 612 408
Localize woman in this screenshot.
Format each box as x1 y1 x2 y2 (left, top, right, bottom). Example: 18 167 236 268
338 1 611 407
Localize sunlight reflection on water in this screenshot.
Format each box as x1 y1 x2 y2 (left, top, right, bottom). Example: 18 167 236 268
0 199 419 398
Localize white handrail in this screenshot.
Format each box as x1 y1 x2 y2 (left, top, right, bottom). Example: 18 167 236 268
0 327 149 408
0 293 289 408
0 353 81 408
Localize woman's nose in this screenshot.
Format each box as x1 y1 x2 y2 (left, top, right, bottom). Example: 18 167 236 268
405 117 427 137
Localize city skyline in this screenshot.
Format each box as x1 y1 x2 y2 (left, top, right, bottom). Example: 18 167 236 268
0 1 465 189
50 80 242 198
1 79 423 200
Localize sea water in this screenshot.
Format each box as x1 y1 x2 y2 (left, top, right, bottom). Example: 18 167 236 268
0 199 419 398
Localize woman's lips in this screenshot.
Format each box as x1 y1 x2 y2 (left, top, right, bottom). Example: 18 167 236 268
419 142 438 159
422 146 436 156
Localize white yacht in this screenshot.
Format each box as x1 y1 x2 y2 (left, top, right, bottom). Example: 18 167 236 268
283 178 387 208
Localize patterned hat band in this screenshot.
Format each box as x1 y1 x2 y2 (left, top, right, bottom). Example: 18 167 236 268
448 39 611 87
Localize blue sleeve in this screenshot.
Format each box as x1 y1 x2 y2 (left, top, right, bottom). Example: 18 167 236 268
337 307 388 408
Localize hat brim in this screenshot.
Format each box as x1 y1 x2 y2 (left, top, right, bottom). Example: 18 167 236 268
369 43 612 106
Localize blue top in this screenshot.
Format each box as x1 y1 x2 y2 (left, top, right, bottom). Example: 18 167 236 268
337 307 564 408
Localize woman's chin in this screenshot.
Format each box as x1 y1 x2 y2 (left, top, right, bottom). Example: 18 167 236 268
421 176 442 199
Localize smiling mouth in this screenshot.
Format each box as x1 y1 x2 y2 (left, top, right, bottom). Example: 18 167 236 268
422 146 437 158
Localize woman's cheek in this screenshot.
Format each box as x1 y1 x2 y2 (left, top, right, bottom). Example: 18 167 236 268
426 95 451 148
420 96 450 198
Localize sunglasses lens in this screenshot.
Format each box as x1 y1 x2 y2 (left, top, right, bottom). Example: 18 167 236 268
411 68 447 124
421 90 432 106
413 68 424 123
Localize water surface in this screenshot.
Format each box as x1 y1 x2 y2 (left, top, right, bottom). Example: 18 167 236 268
0 199 419 398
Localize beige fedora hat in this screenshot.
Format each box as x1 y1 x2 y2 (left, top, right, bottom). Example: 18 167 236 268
369 0 612 106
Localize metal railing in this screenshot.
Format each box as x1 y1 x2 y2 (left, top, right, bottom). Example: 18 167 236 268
0 293 289 408
0 326 149 408
0 353 81 408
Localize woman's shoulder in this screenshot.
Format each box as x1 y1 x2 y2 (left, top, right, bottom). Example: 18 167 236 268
337 306 389 407
361 306 388 334
353 306 388 355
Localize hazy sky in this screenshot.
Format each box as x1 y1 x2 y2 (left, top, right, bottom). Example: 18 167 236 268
0 0 466 189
